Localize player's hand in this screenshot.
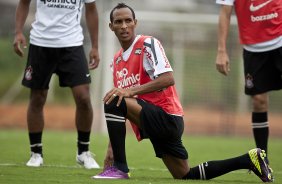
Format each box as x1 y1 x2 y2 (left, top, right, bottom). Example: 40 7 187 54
13 32 27 57
216 50 230 76
88 47 100 70
103 87 132 106
103 142 114 171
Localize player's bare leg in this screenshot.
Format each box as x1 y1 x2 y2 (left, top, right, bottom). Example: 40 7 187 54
72 84 99 169
162 155 189 179
26 89 47 167
124 98 142 127
252 93 268 112
27 89 47 132
72 84 93 132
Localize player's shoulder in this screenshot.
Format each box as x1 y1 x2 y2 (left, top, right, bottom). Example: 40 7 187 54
84 0 96 3
216 0 234 6
143 36 157 43
142 35 161 47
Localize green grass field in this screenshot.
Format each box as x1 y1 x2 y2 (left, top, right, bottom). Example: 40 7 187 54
0 129 281 184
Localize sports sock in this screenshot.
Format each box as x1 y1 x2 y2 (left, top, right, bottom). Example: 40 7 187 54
104 97 129 173
29 132 43 156
183 153 250 180
252 112 269 154
77 130 90 154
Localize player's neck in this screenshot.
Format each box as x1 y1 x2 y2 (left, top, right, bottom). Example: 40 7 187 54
121 35 136 51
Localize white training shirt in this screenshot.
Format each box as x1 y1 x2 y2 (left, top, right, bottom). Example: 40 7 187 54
116 35 173 80
30 0 95 48
216 0 282 52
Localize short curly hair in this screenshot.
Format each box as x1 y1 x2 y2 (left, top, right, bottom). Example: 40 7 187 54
110 3 136 23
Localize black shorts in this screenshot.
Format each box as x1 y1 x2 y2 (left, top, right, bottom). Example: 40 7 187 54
22 44 91 89
137 99 188 160
243 47 282 95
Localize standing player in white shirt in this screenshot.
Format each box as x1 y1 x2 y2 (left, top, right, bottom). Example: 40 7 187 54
215 0 282 165
13 0 100 169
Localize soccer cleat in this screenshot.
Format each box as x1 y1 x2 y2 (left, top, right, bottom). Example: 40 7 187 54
248 148 274 182
92 166 130 179
26 152 43 167
76 151 100 169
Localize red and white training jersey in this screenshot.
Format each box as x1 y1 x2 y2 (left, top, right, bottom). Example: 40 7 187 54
111 35 183 140
216 0 282 45
112 35 183 116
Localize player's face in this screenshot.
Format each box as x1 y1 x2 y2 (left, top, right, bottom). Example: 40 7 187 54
109 8 137 48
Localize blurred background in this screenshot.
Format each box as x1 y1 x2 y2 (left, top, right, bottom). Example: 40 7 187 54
0 0 281 137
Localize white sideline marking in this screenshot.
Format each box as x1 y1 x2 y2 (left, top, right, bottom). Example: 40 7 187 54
0 163 168 171
0 163 81 168
0 163 281 174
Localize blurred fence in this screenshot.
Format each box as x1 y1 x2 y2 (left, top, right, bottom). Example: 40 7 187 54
90 1 282 136
0 0 281 136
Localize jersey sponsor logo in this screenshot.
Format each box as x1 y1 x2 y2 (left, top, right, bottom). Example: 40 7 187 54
40 0 77 10
134 48 142 55
144 47 154 66
251 12 278 22
25 66 33 81
249 0 273 12
116 68 140 88
40 0 77 4
115 56 122 64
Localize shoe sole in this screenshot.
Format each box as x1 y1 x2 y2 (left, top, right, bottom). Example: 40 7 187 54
26 161 43 167
92 176 128 179
76 158 100 169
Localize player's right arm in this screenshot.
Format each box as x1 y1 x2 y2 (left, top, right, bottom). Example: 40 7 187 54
216 5 233 76
13 0 31 57
85 1 100 70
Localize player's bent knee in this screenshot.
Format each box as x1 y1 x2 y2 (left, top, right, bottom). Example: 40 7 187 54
104 97 127 116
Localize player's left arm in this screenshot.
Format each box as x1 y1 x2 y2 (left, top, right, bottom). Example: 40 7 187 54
216 5 233 76
104 72 175 106
85 1 100 70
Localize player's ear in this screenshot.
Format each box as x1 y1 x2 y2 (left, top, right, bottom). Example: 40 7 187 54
133 19 137 29
109 23 114 31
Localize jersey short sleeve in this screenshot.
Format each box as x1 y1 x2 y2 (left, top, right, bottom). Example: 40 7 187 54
143 38 173 79
84 0 95 3
216 0 234 6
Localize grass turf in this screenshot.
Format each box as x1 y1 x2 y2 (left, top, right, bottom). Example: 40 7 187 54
0 129 281 184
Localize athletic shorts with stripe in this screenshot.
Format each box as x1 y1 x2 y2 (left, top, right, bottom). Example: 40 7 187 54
137 99 188 160
243 47 282 95
22 44 91 89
